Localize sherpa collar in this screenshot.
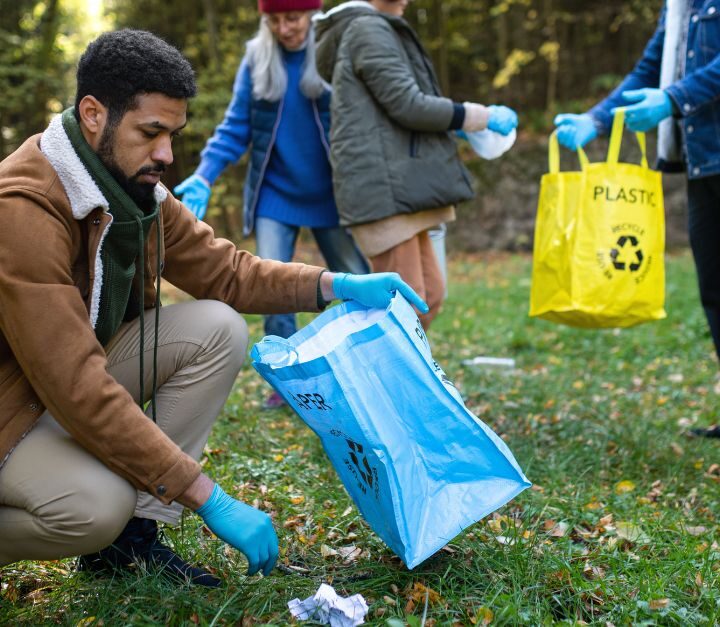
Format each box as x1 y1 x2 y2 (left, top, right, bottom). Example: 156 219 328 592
40 113 168 221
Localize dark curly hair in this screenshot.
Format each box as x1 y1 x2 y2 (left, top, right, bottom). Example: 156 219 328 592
75 29 196 125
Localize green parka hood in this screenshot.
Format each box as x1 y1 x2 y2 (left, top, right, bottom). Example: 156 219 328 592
314 2 376 82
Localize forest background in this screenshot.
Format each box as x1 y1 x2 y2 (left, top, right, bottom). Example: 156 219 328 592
1 0 678 250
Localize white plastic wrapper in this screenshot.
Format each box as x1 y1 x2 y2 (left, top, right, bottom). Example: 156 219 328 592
466 128 517 160
288 584 369 627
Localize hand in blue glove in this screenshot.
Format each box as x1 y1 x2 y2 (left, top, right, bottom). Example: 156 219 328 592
487 105 519 136
173 174 211 220
613 88 673 132
196 484 279 576
553 113 598 150
333 272 429 313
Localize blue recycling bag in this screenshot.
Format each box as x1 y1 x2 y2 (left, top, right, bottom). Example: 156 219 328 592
251 294 530 569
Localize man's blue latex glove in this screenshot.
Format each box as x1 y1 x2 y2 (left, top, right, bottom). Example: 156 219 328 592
487 105 519 136
196 484 279 576
553 113 598 149
173 174 211 220
613 88 673 132
333 272 429 313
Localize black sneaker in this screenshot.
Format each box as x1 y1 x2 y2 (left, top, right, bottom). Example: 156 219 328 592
77 517 221 588
687 424 720 439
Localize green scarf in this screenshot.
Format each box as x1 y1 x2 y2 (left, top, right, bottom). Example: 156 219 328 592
62 108 161 418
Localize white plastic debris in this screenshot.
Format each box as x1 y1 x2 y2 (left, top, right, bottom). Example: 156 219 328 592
461 356 516 368
288 583 369 627
465 127 517 160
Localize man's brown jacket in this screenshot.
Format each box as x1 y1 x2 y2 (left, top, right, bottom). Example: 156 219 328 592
0 116 323 504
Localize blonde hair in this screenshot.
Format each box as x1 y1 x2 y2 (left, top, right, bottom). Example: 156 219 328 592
246 15 327 102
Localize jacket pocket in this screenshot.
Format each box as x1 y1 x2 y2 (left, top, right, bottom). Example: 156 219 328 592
699 3 720 60
409 132 419 158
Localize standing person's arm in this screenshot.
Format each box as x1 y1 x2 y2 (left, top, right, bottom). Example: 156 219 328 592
555 10 667 148
588 10 667 134
174 58 254 218
346 18 468 131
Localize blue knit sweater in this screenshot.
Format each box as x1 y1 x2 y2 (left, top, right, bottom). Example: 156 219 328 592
197 47 338 229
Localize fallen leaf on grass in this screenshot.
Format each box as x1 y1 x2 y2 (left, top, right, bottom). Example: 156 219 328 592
337 545 362 563
543 520 569 537
615 521 650 544
406 582 441 605
320 544 338 558
648 598 671 610
487 515 512 534
469 606 494 625
583 563 607 580
614 480 636 495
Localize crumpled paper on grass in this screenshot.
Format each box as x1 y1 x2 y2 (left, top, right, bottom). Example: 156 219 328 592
288 583 368 626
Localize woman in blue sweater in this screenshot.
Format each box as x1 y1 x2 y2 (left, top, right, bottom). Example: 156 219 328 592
175 0 368 407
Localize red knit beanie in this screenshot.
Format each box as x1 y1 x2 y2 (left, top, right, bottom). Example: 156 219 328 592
258 0 321 12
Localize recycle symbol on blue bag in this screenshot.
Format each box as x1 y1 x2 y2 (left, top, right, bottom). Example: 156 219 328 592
345 438 379 499
610 234 644 272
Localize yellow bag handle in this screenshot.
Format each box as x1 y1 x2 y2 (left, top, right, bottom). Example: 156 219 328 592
607 108 649 168
549 130 589 174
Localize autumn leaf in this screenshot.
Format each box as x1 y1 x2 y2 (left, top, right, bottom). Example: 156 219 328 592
320 544 338 558
648 598 671 610
469 606 494 625
337 545 362 563
615 521 650 544
406 582 441 605
614 480 636 495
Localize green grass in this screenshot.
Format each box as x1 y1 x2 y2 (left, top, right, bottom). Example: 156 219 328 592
3 251 720 625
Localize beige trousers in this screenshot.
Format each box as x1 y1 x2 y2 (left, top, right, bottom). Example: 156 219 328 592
0 300 248 567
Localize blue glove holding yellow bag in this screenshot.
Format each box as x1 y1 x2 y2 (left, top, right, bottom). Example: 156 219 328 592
614 88 673 132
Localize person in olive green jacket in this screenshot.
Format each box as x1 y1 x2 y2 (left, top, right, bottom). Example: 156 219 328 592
315 0 518 328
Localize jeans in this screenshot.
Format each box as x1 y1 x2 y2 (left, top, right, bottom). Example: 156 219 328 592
687 174 720 361
255 217 369 338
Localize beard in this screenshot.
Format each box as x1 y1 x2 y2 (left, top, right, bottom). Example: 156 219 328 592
97 124 165 213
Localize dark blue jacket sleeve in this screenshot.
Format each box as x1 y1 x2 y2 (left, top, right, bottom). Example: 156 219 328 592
589 9 666 135
196 57 253 185
666 55 720 117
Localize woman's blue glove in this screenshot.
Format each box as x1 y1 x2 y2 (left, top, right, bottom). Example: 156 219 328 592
553 113 598 149
196 484 279 576
613 88 673 132
333 272 429 313
173 174 211 220
487 105 519 136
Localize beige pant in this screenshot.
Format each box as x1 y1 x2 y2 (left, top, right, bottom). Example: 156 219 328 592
0 300 248 567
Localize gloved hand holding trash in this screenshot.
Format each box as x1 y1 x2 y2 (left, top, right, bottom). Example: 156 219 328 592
460 103 518 160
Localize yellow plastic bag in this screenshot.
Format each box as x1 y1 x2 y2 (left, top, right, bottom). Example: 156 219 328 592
529 110 666 328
